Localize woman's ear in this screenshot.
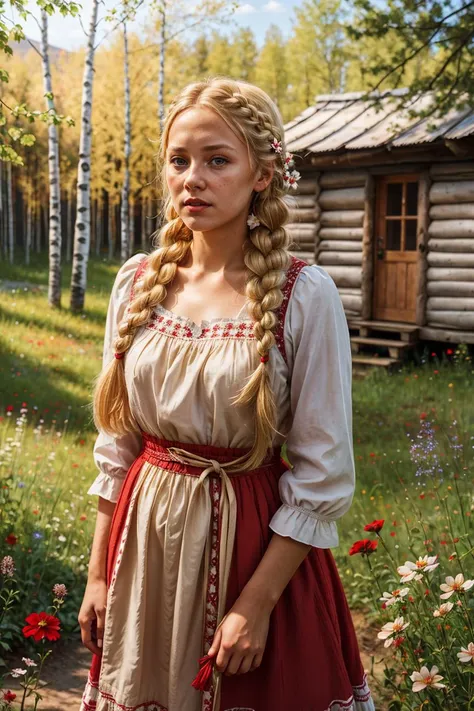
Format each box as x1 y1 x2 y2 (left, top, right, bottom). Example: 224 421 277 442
253 162 275 194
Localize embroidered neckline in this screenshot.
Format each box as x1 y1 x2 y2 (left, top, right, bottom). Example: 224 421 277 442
146 308 256 340
155 303 250 329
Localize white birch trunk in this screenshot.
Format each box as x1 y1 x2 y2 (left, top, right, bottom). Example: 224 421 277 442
157 2 166 133
7 160 13 263
41 9 62 308
96 196 102 256
70 0 99 311
121 20 131 262
25 199 32 266
108 196 114 260
66 186 73 262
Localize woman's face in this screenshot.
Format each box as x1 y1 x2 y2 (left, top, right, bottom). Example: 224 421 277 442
165 106 272 236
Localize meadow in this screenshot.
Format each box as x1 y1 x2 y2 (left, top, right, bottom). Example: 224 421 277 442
0 255 473 710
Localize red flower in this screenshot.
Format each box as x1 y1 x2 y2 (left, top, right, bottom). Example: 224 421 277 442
446 349 453 355
5 534 17 546
363 519 385 533
348 539 378 556
6 405 13 412
22 612 61 642
3 690 16 702
420 412 427 420
390 532 396 537
392 637 405 648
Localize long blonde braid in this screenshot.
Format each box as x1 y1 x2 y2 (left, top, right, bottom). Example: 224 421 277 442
94 78 294 471
93 207 192 435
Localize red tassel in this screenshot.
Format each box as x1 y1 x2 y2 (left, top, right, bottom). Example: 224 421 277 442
191 654 214 691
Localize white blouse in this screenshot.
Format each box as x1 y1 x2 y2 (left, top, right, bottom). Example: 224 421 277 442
88 253 356 549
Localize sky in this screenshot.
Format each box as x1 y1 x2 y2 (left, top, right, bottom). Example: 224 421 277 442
14 0 302 53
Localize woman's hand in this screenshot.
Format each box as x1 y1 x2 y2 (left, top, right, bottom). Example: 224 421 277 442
78 578 108 656
207 594 271 676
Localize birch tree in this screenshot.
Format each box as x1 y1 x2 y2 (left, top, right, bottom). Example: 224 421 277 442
69 0 99 311
40 8 62 307
121 20 132 260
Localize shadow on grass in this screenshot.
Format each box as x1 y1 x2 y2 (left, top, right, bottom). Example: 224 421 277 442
0 341 96 432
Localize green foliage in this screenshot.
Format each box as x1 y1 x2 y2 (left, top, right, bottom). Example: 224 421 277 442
347 0 474 115
0 0 79 164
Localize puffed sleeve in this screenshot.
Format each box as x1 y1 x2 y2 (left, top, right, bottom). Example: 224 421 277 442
269 265 355 548
87 253 146 503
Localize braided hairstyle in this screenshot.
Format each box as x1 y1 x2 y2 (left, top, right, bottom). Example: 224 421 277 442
93 77 293 471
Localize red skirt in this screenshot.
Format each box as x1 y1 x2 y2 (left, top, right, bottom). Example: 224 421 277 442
82 435 374 711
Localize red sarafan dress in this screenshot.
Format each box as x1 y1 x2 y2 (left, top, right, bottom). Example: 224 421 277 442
80 252 375 711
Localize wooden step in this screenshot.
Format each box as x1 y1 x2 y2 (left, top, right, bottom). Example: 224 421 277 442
350 336 413 349
348 319 419 333
352 355 398 368
348 320 419 343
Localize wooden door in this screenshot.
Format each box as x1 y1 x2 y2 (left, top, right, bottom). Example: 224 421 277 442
373 175 420 323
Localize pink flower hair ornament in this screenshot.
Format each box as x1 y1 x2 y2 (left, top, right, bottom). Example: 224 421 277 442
247 137 301 230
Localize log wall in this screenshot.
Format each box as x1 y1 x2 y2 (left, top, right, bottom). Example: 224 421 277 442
285 177 320 265
426 165 474 332
282 160 474 339
316 170 369 317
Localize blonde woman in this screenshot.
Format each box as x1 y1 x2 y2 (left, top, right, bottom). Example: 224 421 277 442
79 78 375 711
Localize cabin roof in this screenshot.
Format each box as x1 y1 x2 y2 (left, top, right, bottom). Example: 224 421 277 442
284 88 474 154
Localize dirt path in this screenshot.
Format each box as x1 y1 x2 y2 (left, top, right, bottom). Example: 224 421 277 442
5 611 389 710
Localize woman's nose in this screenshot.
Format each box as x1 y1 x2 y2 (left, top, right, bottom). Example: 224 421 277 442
184 164 206 189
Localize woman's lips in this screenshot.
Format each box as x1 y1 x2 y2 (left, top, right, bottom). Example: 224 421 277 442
185 204 211 212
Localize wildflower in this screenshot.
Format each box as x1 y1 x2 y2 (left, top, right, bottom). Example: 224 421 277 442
22 612 61 642
364 519 385 533
1 555 15 577
246 213 261 230
5 534 18 546
379 588 410 607
409 665 446 692
3 690 16 702
397 555 439 583
440 573 474 599
433 602 454 617
348 539 378 556
33 532 43 540
53 583 68 599
22 657 37 667
377 616 409 647
457 642 474 664
10 668 27 677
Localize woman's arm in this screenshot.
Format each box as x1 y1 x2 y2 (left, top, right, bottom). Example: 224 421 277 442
87 497 117 583
78 498 116 655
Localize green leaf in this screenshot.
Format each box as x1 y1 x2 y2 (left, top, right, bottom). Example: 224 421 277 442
8 126 22 141
20 133 36 146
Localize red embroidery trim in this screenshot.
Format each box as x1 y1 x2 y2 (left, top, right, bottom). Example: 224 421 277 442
274 256 308 364
129 255 149 302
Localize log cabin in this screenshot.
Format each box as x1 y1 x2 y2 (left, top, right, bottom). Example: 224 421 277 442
283 88 474 367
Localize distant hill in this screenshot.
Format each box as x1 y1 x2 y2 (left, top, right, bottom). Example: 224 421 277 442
13 37 71 63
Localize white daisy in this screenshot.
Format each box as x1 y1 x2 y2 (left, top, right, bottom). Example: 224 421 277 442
377 616 410 648
22 657 37 667
440 573 474 599
433 602 454 617
397 555 439 583
379 587 410 607
457 642 474 664
409 665 446 692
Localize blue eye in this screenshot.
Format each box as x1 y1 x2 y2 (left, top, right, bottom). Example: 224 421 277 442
169 156 228 167
211 157 228 166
